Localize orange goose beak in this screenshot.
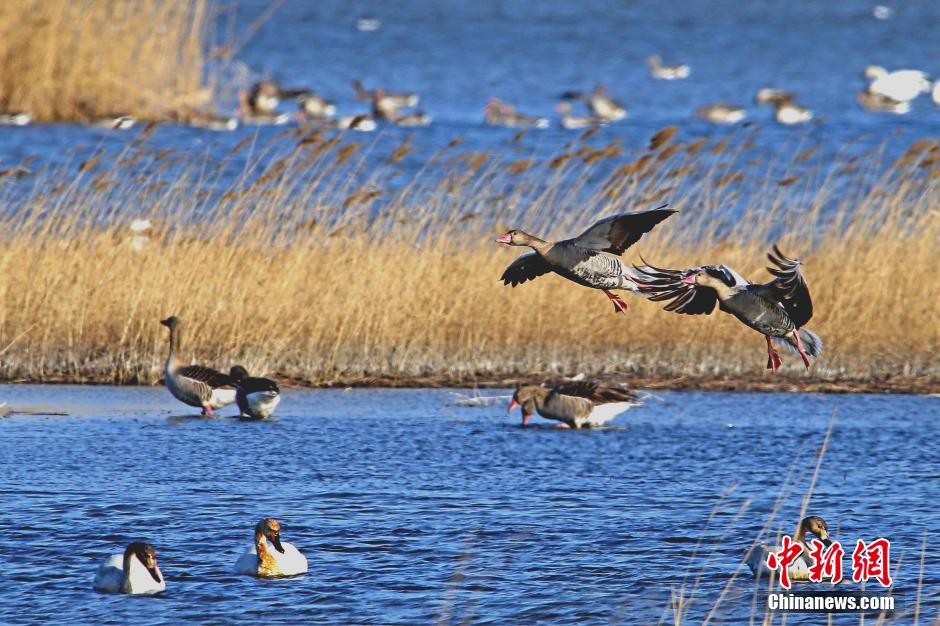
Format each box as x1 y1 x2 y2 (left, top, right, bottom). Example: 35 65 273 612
495 232 513 244
681 274 696 285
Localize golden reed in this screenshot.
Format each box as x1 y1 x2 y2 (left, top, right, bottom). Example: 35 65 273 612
0 127 936 390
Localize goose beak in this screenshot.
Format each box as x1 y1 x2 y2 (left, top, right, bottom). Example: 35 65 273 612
495 232 513 244
507 398 519 413
271 534 285 554
681 274 696 285
819 531 832 548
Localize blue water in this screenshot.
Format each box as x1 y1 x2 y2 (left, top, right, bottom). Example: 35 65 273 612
0 385 937 624
2 0 940 187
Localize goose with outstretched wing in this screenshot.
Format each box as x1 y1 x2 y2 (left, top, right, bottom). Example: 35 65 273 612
509 381 641 428
633 245 821 372
496 205 677 314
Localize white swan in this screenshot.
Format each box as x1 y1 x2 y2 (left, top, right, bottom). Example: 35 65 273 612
747 515 833 583
93 542 165 594
864 65 931 103
235 518 308 577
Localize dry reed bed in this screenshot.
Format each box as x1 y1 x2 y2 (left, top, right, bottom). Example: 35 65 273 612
0 0 212 121
0 126 936 389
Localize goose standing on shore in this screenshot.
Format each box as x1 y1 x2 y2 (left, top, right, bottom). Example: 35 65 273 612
509 381 640 428
747 516 833 582
560 84 627 121
235 518 308 577
160 316 236 415
93 542 165 594
647 55 690 80
496 206 676 314
229 366 281 419
633 246 822 372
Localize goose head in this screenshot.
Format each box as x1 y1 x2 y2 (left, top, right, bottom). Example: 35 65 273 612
255 518 285 553
864 65 888 81
681 266 737 289
508 385 547 426
796 515 832 547
229 365 249 382
124 542 162 584
495 229 537 246
159 316 180 330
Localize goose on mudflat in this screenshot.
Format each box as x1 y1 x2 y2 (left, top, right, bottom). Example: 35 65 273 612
496 206 677 314
633 246 822 373
229 366 281 419
509 381 640 428
235 518 308 578
160 316 236 415
93 542 165 595
747 516 834 582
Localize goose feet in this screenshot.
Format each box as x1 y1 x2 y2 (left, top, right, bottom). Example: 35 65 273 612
765 336 783 373
603 290 628 314
792 330 812 369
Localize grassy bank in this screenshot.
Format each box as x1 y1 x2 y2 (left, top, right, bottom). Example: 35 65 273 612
0 127 936 391
0 0 212 121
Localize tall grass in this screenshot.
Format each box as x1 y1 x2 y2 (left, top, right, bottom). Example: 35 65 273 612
0 0 212 121
0 125 936 389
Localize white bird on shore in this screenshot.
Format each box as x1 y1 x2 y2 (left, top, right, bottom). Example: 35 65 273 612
93 542 165 594
235 518 308 577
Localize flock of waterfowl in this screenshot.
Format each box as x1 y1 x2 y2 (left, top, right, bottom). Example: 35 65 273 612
2 61 938 132
85 207 824 595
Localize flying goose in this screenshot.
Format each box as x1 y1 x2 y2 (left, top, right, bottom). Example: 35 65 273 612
647 55 690 80
560 84 627 121
352 79 419 107
509 381 640 428
632 246 822 372
229 366 281 419
496 206 677 314
484 98 549 129
93 542 165 594
864 65 931 103
695 104 746 124
746 516 833 582
160 316 236 415
556 102 604 130
235 518 308 577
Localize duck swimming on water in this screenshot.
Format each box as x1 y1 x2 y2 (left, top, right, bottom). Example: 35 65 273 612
160 316 237 415
510 381 640 428
496 206 677 314
633 246 822 373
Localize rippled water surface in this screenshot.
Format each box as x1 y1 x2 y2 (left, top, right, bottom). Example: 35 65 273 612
0 386 937 624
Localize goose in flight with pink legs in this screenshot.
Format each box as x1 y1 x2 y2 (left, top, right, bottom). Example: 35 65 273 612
632 246 822 372
496 206 677 314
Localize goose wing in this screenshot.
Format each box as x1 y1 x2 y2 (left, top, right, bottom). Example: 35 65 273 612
177 365 236 390
569 206 676 255
552 381 638 404
763 245 813 327
632 263 722 315
500 252 552 286
241 376 279 394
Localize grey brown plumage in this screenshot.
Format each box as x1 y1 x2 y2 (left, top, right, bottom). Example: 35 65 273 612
497 206 677 314
511 381 640 428
160 316 236 414
633 246 822 372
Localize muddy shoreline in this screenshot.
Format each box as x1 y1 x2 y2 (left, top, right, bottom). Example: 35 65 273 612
2 373 936 395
